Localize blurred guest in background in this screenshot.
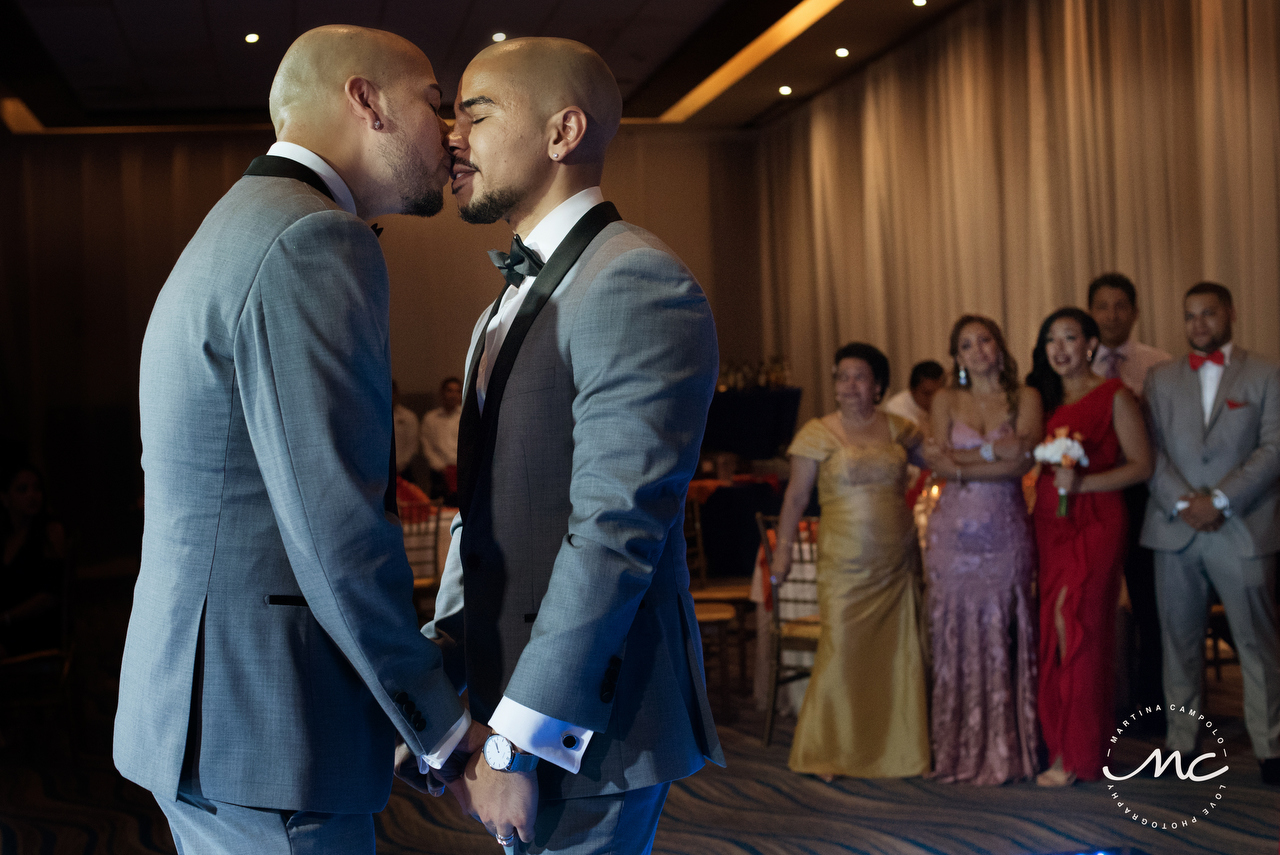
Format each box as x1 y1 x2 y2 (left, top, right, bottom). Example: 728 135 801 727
922 316 1041 785
392 380 420 478
1142 282 1280 785
419 376 462 503
1026 308 1152 786
0 457 65 658
883 360 946 435
1087 273 1171 728
772 343 930 781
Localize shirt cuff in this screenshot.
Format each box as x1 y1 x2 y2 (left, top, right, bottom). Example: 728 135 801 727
418 708 471 773
488 696 593 774
1173 498 1190 517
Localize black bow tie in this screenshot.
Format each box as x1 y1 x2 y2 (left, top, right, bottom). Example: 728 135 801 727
487 234 544 288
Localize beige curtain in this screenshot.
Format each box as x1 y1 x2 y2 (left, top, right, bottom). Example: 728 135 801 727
759 0 1280 422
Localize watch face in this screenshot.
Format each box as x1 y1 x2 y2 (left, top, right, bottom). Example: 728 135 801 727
484 735 513 771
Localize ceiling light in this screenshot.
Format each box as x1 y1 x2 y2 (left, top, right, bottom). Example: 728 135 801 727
492 32 507 42
835 47 849 58
778 85 792 95
913 0 927 6
244 33 259 44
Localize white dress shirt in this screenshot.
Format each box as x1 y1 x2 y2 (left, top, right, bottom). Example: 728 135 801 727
476 187 605 408
475 187 606 774
266 141 357 216
393 404 420 473
1196 341 1233 426
1091 337 1173 399
419 406 461 471
882 389 929 432
265 142 471 770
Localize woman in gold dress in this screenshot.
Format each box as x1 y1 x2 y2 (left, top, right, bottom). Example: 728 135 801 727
771 342 931 780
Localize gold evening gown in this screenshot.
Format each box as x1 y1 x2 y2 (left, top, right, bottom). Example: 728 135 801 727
786 414 931 778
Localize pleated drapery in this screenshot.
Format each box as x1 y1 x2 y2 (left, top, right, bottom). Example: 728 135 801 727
759 0 1280 422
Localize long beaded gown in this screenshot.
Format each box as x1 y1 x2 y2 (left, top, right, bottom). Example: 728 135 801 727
786 414 931 778
926 421 1039 785
1033 378 1128 781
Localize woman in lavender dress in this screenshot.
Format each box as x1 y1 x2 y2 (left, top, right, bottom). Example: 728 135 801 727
921 315 1043 785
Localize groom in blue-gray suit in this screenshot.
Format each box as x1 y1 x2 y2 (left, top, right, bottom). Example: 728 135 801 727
420 38 723 855
115 26 471 851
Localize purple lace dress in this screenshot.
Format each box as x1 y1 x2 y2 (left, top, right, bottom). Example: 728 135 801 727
924 421 1039 785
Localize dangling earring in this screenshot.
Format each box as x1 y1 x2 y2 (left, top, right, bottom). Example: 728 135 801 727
958 366 968 386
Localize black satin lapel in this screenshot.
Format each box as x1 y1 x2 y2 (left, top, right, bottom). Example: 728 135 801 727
455 202 621 524
456 291 510 521
482 203 621 423
243 155 336 203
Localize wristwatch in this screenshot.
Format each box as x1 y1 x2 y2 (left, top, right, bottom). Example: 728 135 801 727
483 734 539 773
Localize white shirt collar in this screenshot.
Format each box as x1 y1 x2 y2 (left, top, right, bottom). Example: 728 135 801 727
267 141 357 216
520 187 605 264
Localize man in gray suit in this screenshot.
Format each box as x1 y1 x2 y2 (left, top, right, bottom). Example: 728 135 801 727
421 37 724 854
115 26 471 850
1142 281 1280 784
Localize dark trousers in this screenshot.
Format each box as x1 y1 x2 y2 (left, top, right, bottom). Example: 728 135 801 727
1122 483 1163 717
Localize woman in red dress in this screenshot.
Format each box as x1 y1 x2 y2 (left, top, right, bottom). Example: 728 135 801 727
1025 307 1153 786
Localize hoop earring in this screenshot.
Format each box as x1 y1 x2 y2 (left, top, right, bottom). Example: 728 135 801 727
958 366 968 386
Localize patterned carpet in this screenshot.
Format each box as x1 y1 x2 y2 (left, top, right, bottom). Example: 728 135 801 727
2 565 1276 854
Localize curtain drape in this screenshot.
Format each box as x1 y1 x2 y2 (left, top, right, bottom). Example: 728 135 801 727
759 0 1280 422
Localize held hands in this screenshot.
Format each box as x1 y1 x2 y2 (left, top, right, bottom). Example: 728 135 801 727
1178 493 1225 532
458 743 538 846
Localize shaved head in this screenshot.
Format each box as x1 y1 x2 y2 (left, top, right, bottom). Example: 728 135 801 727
269 25 429 135
266 25 452 220
468 37 622 161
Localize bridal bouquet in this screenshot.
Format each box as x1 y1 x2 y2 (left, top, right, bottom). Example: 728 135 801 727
1034 426 1089 517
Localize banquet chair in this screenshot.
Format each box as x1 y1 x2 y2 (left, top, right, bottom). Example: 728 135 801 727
756 513 821 747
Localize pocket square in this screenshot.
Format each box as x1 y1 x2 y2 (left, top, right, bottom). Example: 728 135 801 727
1226 399 1248 410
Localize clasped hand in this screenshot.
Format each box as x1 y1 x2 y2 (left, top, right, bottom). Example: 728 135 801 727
395 721 537 847
1178 493 1224 532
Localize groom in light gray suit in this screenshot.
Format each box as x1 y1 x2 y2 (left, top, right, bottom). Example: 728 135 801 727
1141 281 1280 784
115 26 471 851
422 38 724 854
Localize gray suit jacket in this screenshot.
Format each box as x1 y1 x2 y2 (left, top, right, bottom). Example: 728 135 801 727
1141 345 1280 557
115 169 463 813
426 214 724 800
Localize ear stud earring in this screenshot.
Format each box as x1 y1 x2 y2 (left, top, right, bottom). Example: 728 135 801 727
552 153 559 159
373 120 383 130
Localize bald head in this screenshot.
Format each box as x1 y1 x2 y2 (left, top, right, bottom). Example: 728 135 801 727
470 37 622 161
269 25 431 138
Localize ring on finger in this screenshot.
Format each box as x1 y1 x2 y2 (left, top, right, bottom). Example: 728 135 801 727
495 831 517 846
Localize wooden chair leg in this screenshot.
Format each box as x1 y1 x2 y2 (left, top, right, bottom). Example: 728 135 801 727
763 634 781 747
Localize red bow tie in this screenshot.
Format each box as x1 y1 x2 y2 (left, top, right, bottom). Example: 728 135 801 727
1189 350 1225 370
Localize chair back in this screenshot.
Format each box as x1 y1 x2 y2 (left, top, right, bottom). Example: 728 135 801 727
756 513 820 629
399 499 440 581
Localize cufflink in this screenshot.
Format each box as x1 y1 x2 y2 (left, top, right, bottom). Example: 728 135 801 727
562 733 579 750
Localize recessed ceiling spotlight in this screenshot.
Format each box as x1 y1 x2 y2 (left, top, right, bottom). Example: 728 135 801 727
835 47 849 58
492 32 507 42
244 33 259 44
913 0 927 6
779 85 792 95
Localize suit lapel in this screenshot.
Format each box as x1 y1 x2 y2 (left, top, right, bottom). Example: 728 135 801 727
455 202 622 524
243 155 336 202
456 289 510 520
1205 346 1246 435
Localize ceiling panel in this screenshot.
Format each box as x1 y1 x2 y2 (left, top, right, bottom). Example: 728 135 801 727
3 0 972 129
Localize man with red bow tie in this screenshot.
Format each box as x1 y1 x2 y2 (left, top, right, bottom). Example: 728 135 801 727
1141 281 1280 784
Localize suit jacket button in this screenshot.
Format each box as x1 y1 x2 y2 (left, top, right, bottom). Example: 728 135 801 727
402 700 417 714
393 691 409 705
599 688 615 703
412 714 426 731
